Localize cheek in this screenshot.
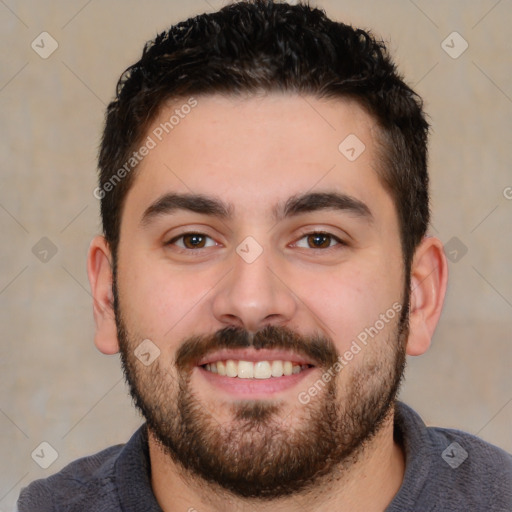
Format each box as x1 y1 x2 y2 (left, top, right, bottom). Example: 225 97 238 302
296 258 402 350
117 255 218 340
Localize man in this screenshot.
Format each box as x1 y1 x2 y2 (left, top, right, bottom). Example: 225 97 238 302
17 1 512 510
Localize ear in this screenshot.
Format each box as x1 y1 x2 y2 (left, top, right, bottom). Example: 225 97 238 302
87 235 119 354
406 235 448 356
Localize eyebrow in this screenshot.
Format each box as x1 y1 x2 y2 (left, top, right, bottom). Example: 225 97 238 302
140 191 373 226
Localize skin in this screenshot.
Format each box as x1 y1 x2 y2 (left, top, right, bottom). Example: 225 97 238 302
87 94 448 512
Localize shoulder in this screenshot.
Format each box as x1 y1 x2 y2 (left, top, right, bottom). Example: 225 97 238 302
17 443 124 512
392 402 512 511
426 422 512 505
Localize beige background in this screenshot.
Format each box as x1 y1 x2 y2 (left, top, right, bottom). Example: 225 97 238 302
1 0 511 509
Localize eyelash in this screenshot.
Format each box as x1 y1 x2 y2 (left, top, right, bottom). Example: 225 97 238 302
166 231 346 252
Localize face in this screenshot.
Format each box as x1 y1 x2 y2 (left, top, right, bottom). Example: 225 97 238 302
113 94 409 498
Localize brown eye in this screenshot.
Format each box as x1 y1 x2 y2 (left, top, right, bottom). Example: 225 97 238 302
182 234 207 248
307 233 333 249
168 233 216 249
294 232 342 249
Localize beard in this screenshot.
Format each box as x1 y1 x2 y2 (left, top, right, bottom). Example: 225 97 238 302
114 282 409 500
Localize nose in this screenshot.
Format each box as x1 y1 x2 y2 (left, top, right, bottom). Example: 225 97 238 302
211 243 297 333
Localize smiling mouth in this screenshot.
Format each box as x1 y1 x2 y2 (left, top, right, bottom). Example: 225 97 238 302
202 359 313 379
195 348 318 396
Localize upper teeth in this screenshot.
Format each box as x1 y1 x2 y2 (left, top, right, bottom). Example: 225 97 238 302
203 360 309 379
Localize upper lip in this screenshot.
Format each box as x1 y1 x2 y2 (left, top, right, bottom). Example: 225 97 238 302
196 348 316 367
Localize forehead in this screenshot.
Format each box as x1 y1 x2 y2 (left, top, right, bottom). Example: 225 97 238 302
124 93 394 226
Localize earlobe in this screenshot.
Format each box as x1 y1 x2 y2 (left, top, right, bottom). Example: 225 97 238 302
406 236 448 356
87 235 120 355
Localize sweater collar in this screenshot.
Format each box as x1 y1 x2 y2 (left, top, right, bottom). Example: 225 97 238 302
115 424 163 512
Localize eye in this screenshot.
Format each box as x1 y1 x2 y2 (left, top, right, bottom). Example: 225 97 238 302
166 231 345 252
167 233 218 250
293 232 345 250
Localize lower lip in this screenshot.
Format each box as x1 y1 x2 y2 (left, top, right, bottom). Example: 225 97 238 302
197 366 316 398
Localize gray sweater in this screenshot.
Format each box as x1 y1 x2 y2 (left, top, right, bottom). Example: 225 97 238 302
17 402 512 511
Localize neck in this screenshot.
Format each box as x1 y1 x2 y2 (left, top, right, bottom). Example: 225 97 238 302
148 407 405 512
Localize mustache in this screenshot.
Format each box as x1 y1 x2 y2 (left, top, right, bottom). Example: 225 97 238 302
175 324 339 371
